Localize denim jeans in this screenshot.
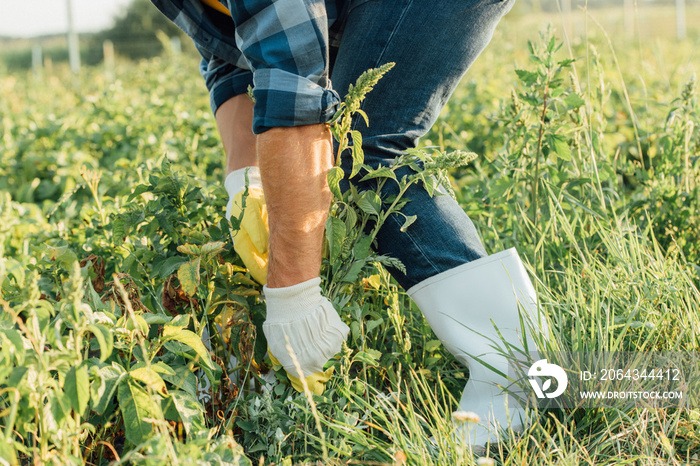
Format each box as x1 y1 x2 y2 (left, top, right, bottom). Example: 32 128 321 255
331 0 516 289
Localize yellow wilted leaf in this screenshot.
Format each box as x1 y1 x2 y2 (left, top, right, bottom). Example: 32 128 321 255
230 286 260 297
178 258 200 296
201 241 226 258
177 244 201 256
219 263 247 275
365 274 381 290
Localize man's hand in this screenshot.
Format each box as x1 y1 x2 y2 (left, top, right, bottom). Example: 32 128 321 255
225 167 269 284
263 278 349 395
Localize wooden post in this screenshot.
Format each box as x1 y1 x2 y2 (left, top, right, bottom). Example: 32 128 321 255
66 0 81 74
624 0 635 40
103 40 115 82
676 0 686 41
32 44 43 79
170 36 182 56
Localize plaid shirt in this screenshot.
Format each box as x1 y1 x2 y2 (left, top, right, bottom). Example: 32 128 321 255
150 0 349 133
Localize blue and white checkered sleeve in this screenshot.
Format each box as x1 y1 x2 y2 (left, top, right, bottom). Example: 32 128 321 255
226 0 341 134
196 41 255 116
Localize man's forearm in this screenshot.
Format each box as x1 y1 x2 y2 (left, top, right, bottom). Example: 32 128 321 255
257 124 333 288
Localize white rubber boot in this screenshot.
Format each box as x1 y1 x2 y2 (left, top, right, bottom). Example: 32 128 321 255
407 248 548 447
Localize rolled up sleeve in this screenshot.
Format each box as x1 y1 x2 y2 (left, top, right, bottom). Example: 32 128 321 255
227 0 341 133
152 0 341 132
197 43 255 116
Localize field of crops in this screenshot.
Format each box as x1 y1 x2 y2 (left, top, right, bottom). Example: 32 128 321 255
1 6 699 465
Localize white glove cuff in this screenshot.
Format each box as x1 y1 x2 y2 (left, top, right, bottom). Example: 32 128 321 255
224 166 263 199
263 277 325 322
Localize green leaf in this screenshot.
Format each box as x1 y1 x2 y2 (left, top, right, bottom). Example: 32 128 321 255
327 166 344 200
515 69 538 86
130 366 168 395
118 378 163 445
231 272 259 287
400 215 417 232
350 321 361 340
248 443 267 453
558 58 576 68
151 361 177 377
359 166 397 182
354 349 381 366
325 216 346 263
236 419 256 432
357 191 382 216
177 244 201 256
127 184 150 201
348 302 362 321
353 235 373 261
201 241 226 259
46 245 79 270
548 134 572 161
170 390 206 437
218 263 249 280
4 258 25 287
8 367 27 389
169 313 191 329
161 365 198 399
177 258 201 296
142 313 171 325
185 187 203 203
564 93 585 109
350 130 364 178
162 326 218 374
343 205 358 232
154 256 189 279
87 324 113 362
112 215 126 242
93 364 125 415
356 108 370 126
366 317 384 334
87 324 114 362
48 391 70 430
329 105 345 128
0 437 18 465
65 364 89 415
341 260 366 283
425 339 442 352
85 279 109 313
0 329 25 363
420 173 436 197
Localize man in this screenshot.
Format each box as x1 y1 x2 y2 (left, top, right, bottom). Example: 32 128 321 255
150 0 548 447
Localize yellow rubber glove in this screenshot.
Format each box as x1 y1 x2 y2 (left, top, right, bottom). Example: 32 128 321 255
268 350 334 396
225 167 268 284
